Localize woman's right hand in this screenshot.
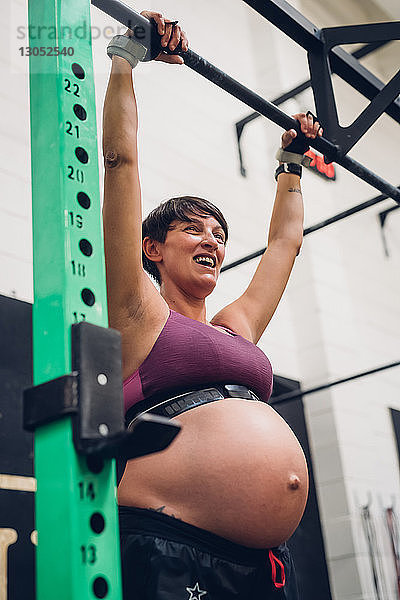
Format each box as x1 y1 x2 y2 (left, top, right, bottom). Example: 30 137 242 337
281 112 322 150
140 10 189 64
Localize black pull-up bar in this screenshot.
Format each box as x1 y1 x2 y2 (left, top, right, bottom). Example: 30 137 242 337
91 0 400 205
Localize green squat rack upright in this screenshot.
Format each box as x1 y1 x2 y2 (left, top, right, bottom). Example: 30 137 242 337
24 0 180 600
25 1 180 598
27 0 122 598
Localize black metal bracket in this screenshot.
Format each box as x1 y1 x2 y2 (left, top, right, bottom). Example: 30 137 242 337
378 204 400 257
23 322 181 459
308 22 400 158
235 41 391 177
243 0 400 122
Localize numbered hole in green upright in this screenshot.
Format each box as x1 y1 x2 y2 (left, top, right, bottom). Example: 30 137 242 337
77 191 91 209
74 104 87 121
86 456 104 474
81 288 95 306
93 577 108 599
90 512 105 534
76 147 89 164
72 63 85 80
79 239 93 257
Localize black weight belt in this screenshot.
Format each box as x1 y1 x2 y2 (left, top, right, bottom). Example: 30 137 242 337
126 384 261 430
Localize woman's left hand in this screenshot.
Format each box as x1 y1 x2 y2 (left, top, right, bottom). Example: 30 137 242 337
140 10 189 65
281 112 323 150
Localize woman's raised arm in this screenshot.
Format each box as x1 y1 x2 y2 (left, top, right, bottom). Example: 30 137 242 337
212 113 322 343
102 15 188 377
102 54 147 332
102 15 188 334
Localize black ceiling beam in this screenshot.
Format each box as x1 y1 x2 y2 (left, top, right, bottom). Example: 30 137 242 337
221 188 399 272
236 40 391 134
91 0 400 204
242 0 400 124
353 39 392 59
236 78 311 176
271 360 400 405
236 40 391 176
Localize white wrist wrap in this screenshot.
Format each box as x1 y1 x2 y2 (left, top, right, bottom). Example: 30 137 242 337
107 35 147 69
275 148 312 167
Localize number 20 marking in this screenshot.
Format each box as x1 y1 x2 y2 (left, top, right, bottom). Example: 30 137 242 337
67 166 84 183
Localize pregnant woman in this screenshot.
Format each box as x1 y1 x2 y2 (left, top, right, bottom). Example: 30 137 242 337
103 11 322 600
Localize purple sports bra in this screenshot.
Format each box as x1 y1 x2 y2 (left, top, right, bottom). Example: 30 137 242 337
123 310 273 416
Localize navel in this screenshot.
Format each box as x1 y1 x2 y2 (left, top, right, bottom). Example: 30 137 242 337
287 474 301 490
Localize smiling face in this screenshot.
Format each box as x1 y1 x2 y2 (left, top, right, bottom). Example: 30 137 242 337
142 196 228 286
146 214 227 299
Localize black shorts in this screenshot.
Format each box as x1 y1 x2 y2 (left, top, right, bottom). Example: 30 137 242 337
119 506 299 600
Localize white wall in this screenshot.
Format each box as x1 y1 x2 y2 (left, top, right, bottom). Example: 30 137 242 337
1 0 400 598
293 2 400 599
1 0 32 301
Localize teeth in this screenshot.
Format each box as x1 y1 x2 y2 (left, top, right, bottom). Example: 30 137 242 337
194 256 215 267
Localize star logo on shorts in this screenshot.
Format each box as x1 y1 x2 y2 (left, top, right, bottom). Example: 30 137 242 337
186 582 207 599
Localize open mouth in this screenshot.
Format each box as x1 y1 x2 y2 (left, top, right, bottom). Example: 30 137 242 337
193 255 216 269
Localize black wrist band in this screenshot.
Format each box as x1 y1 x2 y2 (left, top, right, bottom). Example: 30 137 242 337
275 163 302 181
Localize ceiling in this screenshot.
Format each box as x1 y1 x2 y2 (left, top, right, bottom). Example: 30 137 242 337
373 0 400 19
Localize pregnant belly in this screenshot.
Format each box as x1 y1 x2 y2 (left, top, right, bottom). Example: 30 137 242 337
118 398 309 548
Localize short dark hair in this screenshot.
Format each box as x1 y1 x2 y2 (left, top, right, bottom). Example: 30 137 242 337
142 196 228 285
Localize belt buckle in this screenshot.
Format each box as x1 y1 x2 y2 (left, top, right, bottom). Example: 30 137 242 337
224 384 259 401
